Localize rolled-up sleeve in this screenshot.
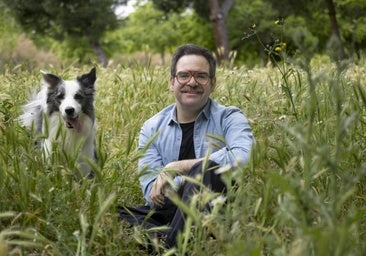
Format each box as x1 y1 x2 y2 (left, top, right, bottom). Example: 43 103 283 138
208 107 254 167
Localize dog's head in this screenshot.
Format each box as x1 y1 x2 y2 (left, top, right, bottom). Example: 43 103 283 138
42 68 96 132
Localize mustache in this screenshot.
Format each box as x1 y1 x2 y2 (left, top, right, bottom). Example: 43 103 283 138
180 88 204 93
179 85 204 93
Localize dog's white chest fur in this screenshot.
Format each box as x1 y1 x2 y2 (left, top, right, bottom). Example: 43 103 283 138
43 112 96 176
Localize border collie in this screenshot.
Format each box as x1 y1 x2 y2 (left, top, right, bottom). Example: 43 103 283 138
19 68 97 177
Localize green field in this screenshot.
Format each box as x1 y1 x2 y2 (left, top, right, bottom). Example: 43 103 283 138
1 56 366 255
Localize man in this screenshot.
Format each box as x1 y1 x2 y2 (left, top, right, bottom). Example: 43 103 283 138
119 44 254 249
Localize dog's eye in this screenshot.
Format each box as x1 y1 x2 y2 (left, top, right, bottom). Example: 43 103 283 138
75 93 84 100
56 93 64 100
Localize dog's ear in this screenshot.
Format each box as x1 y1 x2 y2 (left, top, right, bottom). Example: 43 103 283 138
77 67 96 88
41 70 62 90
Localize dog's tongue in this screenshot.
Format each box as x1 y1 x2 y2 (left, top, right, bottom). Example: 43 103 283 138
65 118 82 133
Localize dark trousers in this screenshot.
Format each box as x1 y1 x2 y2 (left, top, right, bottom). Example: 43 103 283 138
118 160 225 248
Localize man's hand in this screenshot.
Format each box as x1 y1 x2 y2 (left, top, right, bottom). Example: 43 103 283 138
149 159 203 207
149 172 172 207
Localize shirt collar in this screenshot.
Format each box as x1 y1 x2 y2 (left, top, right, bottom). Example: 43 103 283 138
201 98 212 120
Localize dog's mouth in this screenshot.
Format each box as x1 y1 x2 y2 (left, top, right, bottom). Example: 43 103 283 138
64 117 82 132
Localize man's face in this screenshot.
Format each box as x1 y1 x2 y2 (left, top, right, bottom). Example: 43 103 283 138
169 55 216 112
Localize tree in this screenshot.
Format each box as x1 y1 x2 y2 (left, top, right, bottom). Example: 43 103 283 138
152 0 235 65
265 0 361 60
208 0 234 65
1 0 127 67
337 0 366 60
325 0 347 60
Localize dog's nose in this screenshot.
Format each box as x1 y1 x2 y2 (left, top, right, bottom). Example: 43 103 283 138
65 107 75 116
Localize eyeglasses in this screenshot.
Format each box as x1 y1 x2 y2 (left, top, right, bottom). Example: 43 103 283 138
175 71 211 85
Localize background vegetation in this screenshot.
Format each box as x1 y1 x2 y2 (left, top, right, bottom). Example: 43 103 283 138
1 0 365 68
0 0 366 255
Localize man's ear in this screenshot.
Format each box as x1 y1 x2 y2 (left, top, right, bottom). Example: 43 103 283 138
169 77 175 91
210 77 217 92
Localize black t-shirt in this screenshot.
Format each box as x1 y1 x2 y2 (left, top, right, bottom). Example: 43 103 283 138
178 121 196 160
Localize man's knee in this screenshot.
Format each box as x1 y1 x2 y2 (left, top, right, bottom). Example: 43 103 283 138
188 160 219 177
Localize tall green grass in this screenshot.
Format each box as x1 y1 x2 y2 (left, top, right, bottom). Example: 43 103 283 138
0 56 365 255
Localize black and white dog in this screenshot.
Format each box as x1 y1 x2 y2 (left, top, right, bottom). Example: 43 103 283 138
19 68 97 177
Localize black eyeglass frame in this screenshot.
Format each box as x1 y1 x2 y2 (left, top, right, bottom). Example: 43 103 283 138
174 70 212 86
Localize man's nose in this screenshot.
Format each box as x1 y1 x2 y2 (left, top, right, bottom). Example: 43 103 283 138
187 75 197 85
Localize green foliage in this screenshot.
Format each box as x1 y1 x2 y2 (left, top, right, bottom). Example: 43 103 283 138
337 0 366 58
227 0 278 66
1 3 366 253
1 53 366 254
0 5 23 67
151 0 210 20
1 0 120 40
110 2 213 64
1 0 126 65
0 4 21 45
151 0 188 13
2 0 366 66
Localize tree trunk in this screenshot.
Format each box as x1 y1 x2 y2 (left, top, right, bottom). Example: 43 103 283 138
90 40 108 68
325 0 347 60
208 0 234 65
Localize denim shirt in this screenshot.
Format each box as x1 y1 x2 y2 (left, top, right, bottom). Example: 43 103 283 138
138 98 254 205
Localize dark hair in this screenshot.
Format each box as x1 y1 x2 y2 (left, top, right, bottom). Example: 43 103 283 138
170 44 216 78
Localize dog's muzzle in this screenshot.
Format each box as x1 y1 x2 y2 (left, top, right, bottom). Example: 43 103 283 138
64 107 81 132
